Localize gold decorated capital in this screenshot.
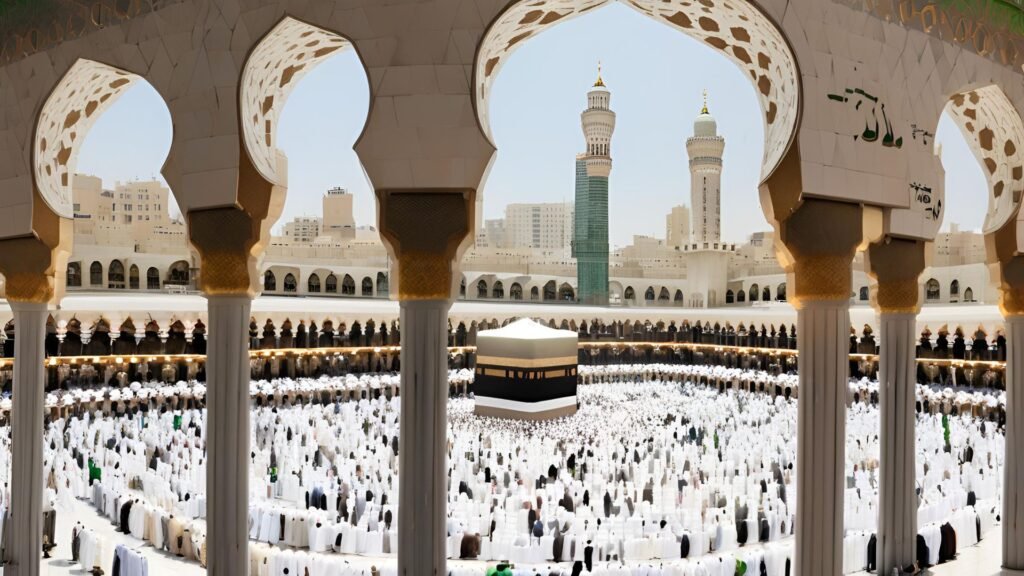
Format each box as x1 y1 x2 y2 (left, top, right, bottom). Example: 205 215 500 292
789 254 854 303
189 207 261 297
0 194 72 304
984 200 1024 317
778 198 863 307
187 145 286 298
995 254 1024 317
866 237 927 315
378 189 474 301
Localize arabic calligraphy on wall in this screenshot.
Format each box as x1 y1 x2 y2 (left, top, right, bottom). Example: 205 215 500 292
827 88 904 149
911 181 943 221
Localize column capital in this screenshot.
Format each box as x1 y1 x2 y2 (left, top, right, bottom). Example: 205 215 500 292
188 150 286 298
866 237 927 315
0 231 71 306
378 189 475 301
996 255 1024 317
779 199 863 307
0 195 72 305
189 206 264 298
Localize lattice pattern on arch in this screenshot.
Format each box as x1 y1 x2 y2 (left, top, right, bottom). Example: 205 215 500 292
475 0 799 181
240 17 350 186
945 85 1024 236
34 59 138 219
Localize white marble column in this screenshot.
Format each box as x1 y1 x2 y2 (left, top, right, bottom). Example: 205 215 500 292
205 295 253 575
6 302 48 576
398 299 451 576
1004 316 1024 569
877 312 917 574
795 300 849 576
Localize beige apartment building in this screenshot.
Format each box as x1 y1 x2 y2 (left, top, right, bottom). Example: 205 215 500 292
282 216 323 244
62 175 995 307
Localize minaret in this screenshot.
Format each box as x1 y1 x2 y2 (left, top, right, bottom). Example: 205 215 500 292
573 63 616 305
686 90 724 246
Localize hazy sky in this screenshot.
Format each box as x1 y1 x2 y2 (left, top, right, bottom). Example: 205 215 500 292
76 3 987 246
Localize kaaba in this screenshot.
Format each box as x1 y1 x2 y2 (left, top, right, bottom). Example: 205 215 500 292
473 318 579 420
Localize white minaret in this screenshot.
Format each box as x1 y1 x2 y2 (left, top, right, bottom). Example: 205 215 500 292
580 63 615 178
686 90 724 246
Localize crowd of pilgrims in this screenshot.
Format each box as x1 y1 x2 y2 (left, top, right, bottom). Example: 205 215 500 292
0 364 1006 575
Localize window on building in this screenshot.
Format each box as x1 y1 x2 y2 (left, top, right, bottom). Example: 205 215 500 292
342 275 355 295
67 262 82 287
147 267 160 290
108 260 125 289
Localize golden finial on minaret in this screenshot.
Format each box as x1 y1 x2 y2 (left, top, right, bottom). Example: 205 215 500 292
701 89 709 114
594 60 605 88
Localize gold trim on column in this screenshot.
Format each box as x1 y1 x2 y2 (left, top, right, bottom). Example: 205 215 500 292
996 254 1024 317
780 198 863 308
0 193 72 304
985 201 1024 316
189 207 259 297
791 254 854 303
187 145 285 298
378 189 474 301
866 237 927 315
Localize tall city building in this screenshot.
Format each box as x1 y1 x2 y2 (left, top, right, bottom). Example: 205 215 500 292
666 205 691 248
506 202 574 252
573 66 615 305
478 218 507 248
686 92 724 246
323 187 356 240
283 216 323 243
73 175 175 233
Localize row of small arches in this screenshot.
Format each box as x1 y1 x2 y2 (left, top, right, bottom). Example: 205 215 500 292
852 281 975 303
725 283 788 304
264 271 388 297
464 279 575 302
66 260 190 290
923 279 976 303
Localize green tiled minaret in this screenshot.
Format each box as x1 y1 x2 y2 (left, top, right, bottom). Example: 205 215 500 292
572 64 615 305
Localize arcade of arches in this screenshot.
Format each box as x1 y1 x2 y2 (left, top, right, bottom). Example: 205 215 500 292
3 1 1024 575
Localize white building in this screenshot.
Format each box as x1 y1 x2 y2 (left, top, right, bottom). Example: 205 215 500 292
504 202 574 255
323 187 355 240
666 205 691 248
477 218 508 248
687 92 724 245
282 216 323 244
